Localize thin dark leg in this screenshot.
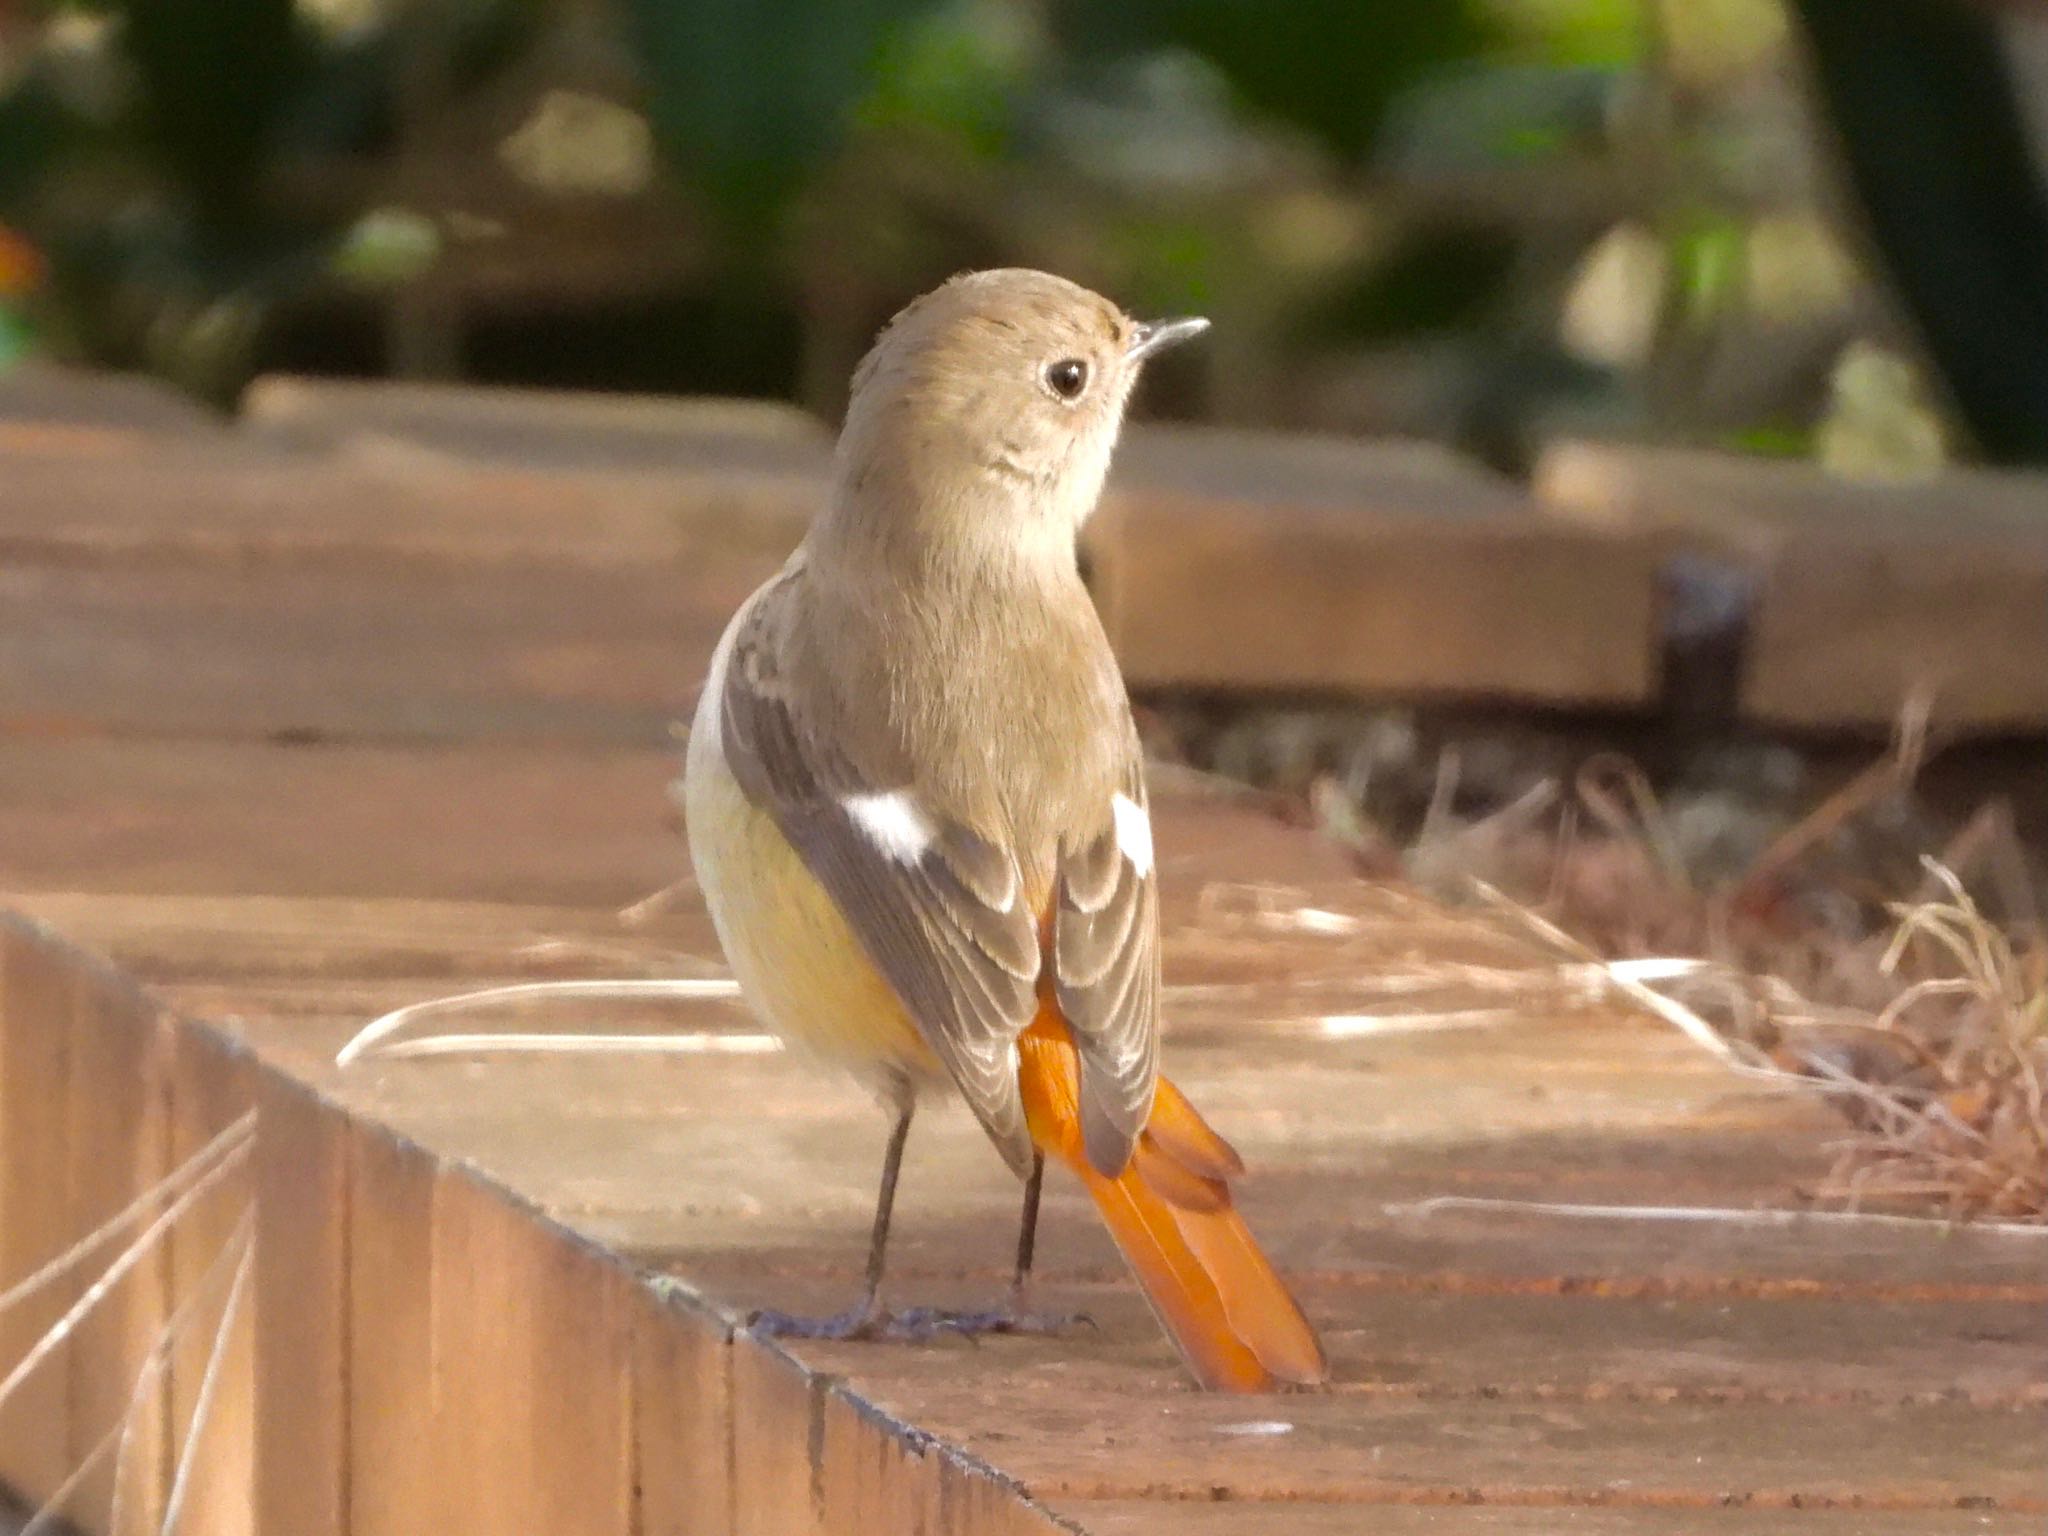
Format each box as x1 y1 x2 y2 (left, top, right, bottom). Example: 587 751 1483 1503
751 1113 1086 1345
857 1101 916 1312
1009 1152 1045 1298
749 1102 913 1340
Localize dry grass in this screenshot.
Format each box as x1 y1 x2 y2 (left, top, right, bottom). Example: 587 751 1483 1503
1296 699 2048 1225
1832 868 2048 1219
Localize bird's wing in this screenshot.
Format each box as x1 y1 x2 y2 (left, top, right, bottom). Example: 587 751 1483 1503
717 582 1043 1175
1052 746 1161 1176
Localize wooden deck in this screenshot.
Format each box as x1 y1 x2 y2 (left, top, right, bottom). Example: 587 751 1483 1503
0 369 2043 1533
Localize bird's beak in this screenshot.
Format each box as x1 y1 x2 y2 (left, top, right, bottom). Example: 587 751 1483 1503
1125 316 1209 364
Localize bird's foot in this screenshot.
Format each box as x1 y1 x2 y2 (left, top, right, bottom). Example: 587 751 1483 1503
748 1295 1092 1344
887 1300 1094 1341
746 1301 890 1342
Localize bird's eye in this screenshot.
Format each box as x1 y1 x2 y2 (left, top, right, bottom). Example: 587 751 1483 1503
1043 357 1090 402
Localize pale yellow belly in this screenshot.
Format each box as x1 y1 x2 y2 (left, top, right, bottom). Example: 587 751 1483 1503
683 724 943 1091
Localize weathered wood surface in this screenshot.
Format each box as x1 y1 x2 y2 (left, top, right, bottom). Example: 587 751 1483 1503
1097 429 1660 704
0 374 1669 730
3 885 2043 1534
1537 439 2048 731
239 373 832 469
0 359 222 438
0 367 2043 1534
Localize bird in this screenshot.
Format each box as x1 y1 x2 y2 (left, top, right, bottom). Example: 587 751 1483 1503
682 268 1327 1392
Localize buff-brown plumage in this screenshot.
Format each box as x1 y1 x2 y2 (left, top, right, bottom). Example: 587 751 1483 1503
684 268 1325 1390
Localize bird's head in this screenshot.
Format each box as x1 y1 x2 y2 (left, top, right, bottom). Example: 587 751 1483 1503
827 268 1206 566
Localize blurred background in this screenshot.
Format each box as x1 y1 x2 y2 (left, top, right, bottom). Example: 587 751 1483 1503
6 30 2048 1509
3 0 2046 475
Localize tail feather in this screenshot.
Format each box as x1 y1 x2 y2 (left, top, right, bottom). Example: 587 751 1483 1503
1130 1135 1227 1212
1017 1014 1327 1392
1146 1074 1246 1181
1168 1179 1328 1385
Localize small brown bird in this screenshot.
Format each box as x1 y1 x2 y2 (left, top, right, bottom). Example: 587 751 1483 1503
683 268 1326 1391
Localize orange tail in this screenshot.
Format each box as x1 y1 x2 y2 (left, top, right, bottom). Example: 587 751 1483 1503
1016 1013 1327 1392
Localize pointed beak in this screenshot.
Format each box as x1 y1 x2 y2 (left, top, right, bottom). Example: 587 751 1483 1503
1125 315 1209 364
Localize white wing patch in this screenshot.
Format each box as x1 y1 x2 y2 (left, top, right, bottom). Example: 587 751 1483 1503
844 790 936 863
985 858 1020 914
1111 792 1154 877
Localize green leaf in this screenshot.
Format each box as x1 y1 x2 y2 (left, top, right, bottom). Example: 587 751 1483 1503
114 0 308 228
1065 0 1493 164
1723 423 1809 458
1672 214 1744 326
1480 0 1641 69
332 208 442 287
621 0 946 233
860 3 1033 158
0 308 31 371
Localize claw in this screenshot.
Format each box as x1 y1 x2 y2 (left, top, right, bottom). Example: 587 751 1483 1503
746 1302 884 1341
747 1301 1092 1344
900 1304 1094 1340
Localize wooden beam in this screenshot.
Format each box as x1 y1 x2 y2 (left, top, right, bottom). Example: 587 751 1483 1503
1538 439 2048 730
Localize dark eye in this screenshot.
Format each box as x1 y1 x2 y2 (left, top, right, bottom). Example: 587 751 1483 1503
1043 357 1089 401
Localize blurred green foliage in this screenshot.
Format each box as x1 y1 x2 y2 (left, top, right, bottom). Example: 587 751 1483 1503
122 0 306 228
1066 0 1491 163
1495 0 1642 67
622 0 944 237
0 0 1969 467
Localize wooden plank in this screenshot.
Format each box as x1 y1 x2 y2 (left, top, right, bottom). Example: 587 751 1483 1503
239 373 832 473
817 1381 1075 1536
730 1340 828 1536
62 960 172 1534
1 393 2041 1530
1536 438 2048 729
0 462 1654 749
630 1279 738 1536
163 1024 255 1536
0 556 746 747
1069 1503 2048 1534
13 878 2047 1533
15 889 2038 1297
3 892 697 988
38 884 2030 1301
13 883 2047 1536
0 361 220 436
1098 428 1660 705
0 740 683 905
1745 541 2048 731
346 1123 440 1536
727 1337 1073 1536
1538 437 2048 536
808 1367 2047 1511
0 738 1340 908
252 1071 350 1536
0 923 82 1500
0 445 816 566
1114 428 1524 517
425 1169 635 1536
1 412 1666 720
0 419 164 461
0 920 258 1532
709 1271 2048 1407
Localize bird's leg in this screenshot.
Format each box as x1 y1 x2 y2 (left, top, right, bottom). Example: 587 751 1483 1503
749 1102 913 1340
751 1132 1090 1345
1009 1149 1047 1304
857 1099 914 1317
